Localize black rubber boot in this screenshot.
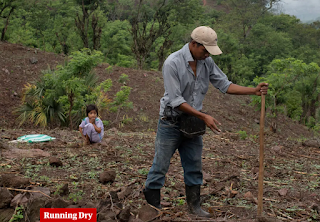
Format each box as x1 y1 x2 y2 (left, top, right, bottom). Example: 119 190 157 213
186 185 211 218
143 188 162 209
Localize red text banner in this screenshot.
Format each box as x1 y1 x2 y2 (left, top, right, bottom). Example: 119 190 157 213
40 208 96 221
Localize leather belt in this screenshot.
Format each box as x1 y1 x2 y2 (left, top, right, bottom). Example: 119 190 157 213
161 116 176 121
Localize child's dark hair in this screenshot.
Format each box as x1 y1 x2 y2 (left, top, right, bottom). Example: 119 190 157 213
86 104 98 116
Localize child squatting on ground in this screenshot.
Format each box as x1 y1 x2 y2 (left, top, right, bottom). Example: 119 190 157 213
79 104 104 145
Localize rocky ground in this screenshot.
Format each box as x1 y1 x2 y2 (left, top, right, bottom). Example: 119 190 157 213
1 41 320 222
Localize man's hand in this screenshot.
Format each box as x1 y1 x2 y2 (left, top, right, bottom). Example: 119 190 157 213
255 82 268 96
178 103 222 134
203 114 221 134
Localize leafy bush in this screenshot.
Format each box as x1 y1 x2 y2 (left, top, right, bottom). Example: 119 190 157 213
16 49 132 128
251 58 320 128
237 130 247 140
118 73 129 84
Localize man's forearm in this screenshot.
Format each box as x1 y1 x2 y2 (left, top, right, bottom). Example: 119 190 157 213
226 83 256 95
177 103 207 120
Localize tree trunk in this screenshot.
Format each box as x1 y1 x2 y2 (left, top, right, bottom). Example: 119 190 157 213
68 93 74 130
1 7 14 41
157 38 173 71
75 1 89 48
137 56 143 70
92 13 102 50
55 32 69 55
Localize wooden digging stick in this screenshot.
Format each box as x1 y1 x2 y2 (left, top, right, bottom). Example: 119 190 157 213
257 94 266 216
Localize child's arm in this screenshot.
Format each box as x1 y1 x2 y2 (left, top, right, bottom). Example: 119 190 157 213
92 123 101 133
89 118 102 133
79 127 86 140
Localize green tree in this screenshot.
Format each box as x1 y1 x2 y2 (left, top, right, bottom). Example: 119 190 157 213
245 23 293 75
52 0 78 54
252 58 320 126
74 0 106 50
102 0 134 21
100 20 135 67
0 0 23 41
26 0 54 51
129 0 203 70
223 0 280 40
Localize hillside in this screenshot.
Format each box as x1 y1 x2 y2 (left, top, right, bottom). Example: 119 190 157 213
0 41 313 139
1 41 320 222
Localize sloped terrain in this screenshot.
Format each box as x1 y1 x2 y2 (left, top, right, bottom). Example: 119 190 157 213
1 41 320 222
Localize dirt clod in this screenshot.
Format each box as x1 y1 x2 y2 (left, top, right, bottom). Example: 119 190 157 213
99 170 116 184
118 187 132 200
51 198 72 208
49 156 63 167
58 183 69 196
2 148 50 159
0 188 13 208
118 207 131 222
0 208 14 222
311 203 319 213
137 204 159 221
0 174 30 188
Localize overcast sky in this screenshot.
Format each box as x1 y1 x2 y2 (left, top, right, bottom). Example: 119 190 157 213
276 0 320 22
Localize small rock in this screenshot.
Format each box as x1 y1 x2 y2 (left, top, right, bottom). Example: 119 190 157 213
243 191 258 204
229 133 240 140
49 157 63 167
29 57 38 64
107 127 118 134
271 145 283 153
278 188 288 196
203 171 212 182
252 167 259 174
311 203 319 213
161 201 171 207
302 139 320 148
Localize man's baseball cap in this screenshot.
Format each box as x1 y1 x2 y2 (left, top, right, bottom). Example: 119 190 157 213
191 26 222 55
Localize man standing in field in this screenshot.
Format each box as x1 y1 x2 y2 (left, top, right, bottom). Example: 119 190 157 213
143 26 268 217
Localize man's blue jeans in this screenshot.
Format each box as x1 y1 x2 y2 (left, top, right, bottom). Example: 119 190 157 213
145 118 203 189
